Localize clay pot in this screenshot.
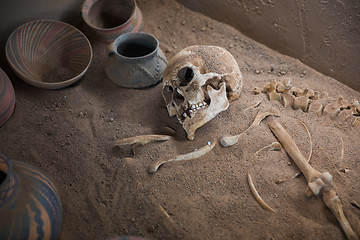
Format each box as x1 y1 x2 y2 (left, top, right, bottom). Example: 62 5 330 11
105 32 167 88
82 0 143 43
6 20 93 90
0 68 15 127
0 153 63 239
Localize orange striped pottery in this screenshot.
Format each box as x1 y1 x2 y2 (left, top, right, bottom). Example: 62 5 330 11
0 153 63 239
82 0 143 43
6 20 93 90
0 68 15 127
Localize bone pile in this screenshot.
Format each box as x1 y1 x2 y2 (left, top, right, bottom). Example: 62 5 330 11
258 81 360 125
268 119 359 240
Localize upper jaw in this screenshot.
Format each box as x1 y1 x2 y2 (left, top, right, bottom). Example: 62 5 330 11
180 82 229 140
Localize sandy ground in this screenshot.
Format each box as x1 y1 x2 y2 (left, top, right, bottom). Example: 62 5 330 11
0 0 359 239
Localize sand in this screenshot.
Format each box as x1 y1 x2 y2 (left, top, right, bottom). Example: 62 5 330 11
0 0 359 239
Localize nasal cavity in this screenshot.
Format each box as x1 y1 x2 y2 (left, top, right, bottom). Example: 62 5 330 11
177 67 194 86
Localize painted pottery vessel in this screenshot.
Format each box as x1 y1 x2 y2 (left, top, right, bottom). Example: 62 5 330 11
82 0 143 43
105 32 167 88
0 68 15 127
0 153 62 239
6 20 92 90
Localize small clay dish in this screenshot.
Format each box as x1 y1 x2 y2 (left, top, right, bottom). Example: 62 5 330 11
6 20 93 90
0 68 15 127
81 0 143 43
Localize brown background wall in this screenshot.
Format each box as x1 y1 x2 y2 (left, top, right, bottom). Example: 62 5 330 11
0 0 359 91
177 0 360 91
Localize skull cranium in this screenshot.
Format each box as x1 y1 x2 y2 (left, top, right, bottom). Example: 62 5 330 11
162 45 243 140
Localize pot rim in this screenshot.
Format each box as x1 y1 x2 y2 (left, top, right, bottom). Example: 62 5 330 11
110 32 159 61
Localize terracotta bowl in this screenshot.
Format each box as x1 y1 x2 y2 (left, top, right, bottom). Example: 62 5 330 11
0 68 15 127
82 0 143 43
6 20 93 90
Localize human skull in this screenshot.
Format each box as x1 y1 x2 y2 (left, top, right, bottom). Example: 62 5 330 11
162 45 243 140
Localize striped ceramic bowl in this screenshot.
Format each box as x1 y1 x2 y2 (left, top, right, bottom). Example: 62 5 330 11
82 0 143 43
0 68 15 127
6 20 93 89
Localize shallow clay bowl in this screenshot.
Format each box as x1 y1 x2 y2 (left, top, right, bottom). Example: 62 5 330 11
6 20 93 89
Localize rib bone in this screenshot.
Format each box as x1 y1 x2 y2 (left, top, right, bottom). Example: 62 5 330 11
268 120 332 195
322 190 359 240
149 141 216 173
220 111 278 147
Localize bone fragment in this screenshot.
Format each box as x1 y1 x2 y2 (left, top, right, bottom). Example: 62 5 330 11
268 89 282 102
293 119 313 178
158 204 175 224
268 120 332 195
293 96 310 112
220 111 278 147
292 87 303 97
149 141 216 173
254 142 281 156
244 100 262 112
247 170 276 213
308 101 323 115
351 200 360 210
253 87 262 95
312 91 320 100
115 134 172 146
323 101 342 119
281 93 295 108
322 190 359 240
276 83 285 93
275 179 286 184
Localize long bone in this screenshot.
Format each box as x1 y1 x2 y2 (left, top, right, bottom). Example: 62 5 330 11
220 111 278 147
322 190 359 240
114 134 172 146
268 120 332 195
149 141 216 173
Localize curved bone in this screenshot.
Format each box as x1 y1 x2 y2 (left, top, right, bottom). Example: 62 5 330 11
322 190 359 240
114 134 172 146
247 170 276 213
268 120 332 195
149 141 216 173
220 111 278 147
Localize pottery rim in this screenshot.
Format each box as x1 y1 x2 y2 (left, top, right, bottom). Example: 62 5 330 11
5 20 93 90
82 0 137 31
109 32 159 62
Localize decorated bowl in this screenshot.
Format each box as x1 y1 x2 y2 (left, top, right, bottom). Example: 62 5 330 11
0 68 15 127
82 0 143 43
6 20 93 89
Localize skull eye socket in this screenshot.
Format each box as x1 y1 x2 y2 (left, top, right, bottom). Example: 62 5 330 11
177 67 194 86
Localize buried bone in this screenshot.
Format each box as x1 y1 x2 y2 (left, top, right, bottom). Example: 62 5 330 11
114 134 172 146
149 141 216 173
247 170 276 213
268 120 332 195
220 111 279 147
323 190 359 240
162 45 243 140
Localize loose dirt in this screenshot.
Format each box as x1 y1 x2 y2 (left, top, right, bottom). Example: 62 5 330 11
0 0 359 239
